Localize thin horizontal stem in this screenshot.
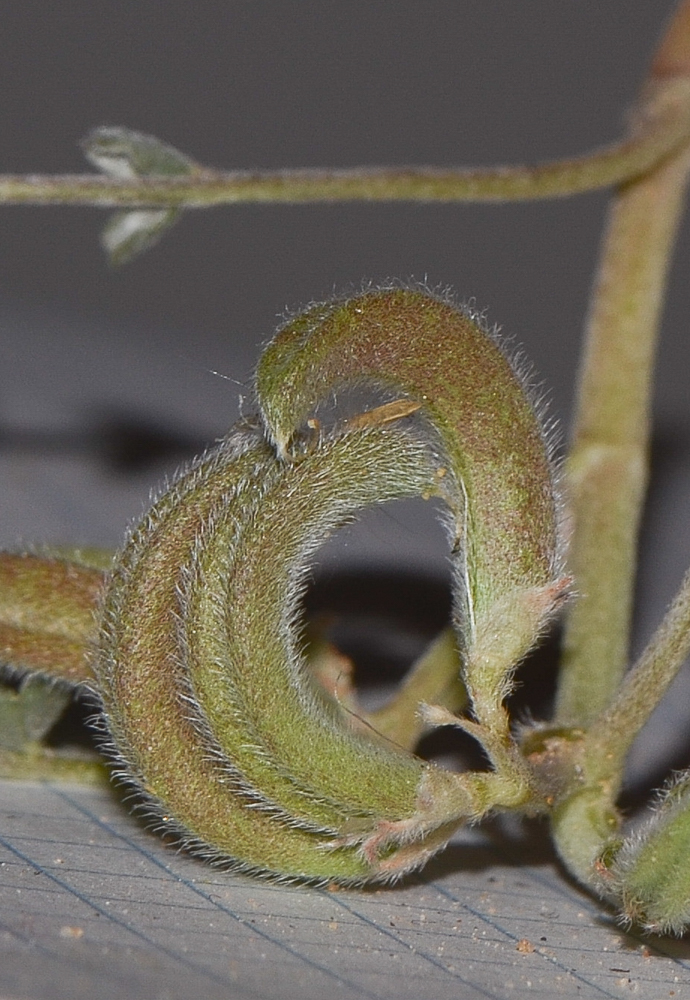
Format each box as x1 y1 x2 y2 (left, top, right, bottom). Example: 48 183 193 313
1 90 690 208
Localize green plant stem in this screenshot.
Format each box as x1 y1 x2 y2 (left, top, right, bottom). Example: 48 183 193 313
551 556 690 888
1 83 690 208
556 3 690 727
584 565 690 788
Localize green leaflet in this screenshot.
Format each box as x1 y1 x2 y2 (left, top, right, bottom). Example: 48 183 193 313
0 674 72 751
81 126 203 264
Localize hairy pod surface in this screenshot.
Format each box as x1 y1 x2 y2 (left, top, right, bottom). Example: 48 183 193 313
0 553 103 685
92 287 565 882
183 426 463 831
257 288 567 730
96 422 477 881
600 773 690 935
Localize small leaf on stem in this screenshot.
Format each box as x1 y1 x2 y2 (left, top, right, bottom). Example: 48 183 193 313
82 126 201 263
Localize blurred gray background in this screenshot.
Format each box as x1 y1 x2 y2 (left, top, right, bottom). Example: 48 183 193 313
1 3 689 786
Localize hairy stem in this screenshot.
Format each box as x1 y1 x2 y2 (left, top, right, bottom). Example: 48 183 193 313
584 565 690 787
556 0 690 727
551 566 690 890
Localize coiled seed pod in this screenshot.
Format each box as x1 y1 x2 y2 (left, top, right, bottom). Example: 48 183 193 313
94 287 565 881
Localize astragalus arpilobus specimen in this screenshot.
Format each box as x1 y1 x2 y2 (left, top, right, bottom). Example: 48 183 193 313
2 4 690 933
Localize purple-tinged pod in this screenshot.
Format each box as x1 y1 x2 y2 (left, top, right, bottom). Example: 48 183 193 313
95 422 480 881
256 288 568 745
